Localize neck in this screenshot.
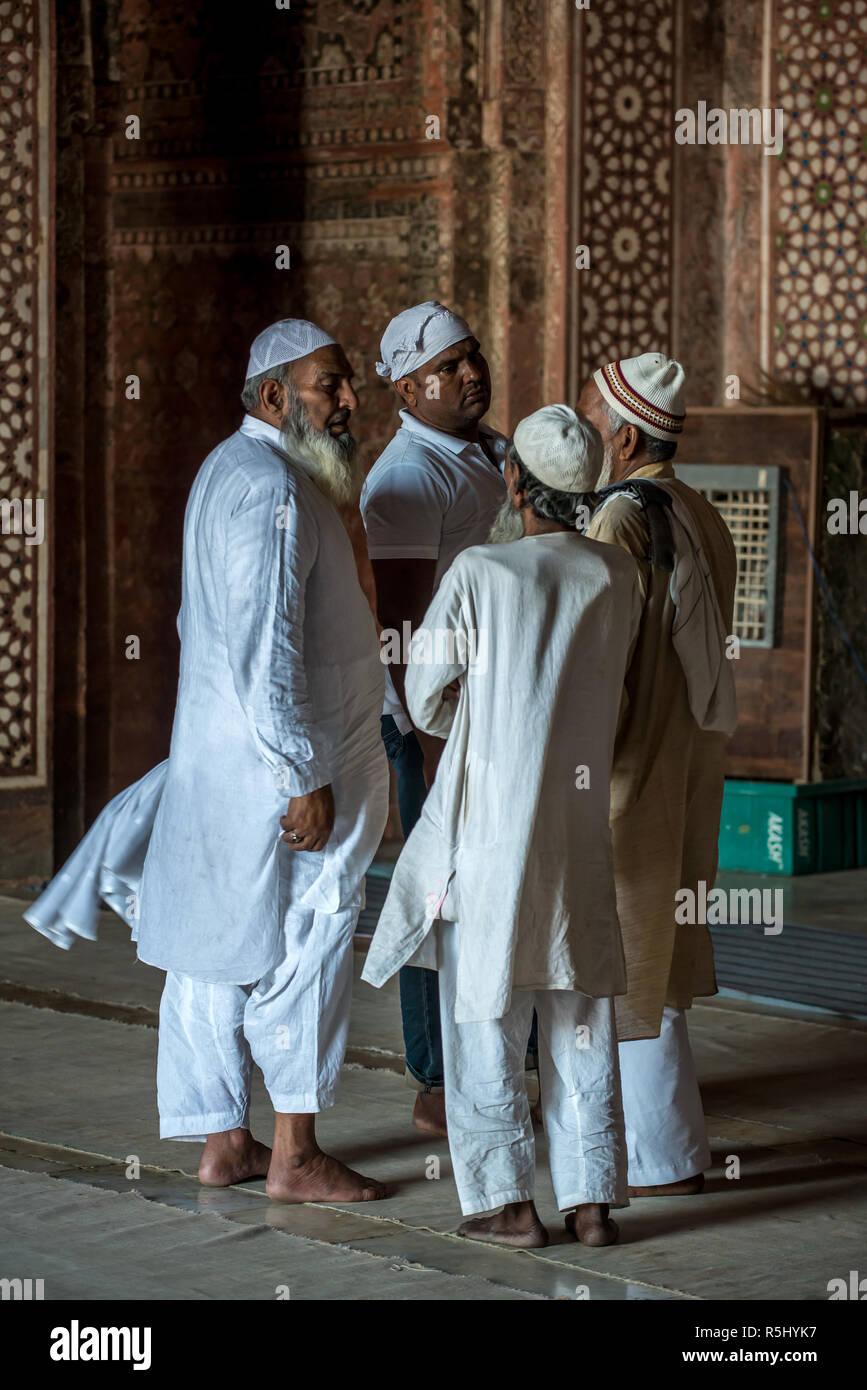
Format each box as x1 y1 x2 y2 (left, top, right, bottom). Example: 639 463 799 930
611 455 656 483
248 408 281 430
407 406 480 443
522 511 571 537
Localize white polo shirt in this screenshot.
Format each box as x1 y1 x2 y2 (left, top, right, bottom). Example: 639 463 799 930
361 408 508 731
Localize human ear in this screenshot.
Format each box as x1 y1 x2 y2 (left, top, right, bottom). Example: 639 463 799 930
260 377 285 416
620 424 640 461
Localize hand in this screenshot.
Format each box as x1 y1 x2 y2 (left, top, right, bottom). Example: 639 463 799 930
280 784 335 852
442 679 461 703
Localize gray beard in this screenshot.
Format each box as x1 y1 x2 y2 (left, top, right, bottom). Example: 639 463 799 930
595 442 616 490
486 496 525 544
279 388 364 507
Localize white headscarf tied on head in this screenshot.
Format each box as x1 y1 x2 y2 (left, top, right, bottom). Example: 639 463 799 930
245 319 337 381
376 301 474 381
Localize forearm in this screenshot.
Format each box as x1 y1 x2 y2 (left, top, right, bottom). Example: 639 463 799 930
373 556 437 726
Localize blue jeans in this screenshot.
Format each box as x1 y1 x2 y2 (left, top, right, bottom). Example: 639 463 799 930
381 715 444 1089
380 715 537 1088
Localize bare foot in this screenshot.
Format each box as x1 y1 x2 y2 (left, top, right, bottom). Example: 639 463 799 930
628 1172 705 1197
564 1202 619 1247
198 1128 272 1187
458 1200 548 1249
266 1147 387 1204
412 1090 448 1137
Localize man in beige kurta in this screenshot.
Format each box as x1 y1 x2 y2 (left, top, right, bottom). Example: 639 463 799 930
579 353 737 1196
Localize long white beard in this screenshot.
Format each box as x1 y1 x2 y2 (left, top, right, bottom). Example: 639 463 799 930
486 496 525 544
280 393 364 507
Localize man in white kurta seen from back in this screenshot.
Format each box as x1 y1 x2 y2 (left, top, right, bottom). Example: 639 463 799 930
363 405 642 1248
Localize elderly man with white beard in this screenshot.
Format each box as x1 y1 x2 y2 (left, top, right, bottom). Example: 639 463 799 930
362 405 642 1249
578 353 737 1199
25 319 390 1204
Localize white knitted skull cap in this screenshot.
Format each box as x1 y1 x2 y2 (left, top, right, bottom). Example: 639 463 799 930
245 319 338 380
512 404 602 493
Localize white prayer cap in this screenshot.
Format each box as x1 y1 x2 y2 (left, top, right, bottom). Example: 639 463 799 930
245 319 337 381
593 352 686 440
376 301 474 380
512 404 602 493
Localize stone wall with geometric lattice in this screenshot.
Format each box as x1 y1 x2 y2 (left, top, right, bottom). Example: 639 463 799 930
0 0 50 792
5 0 866 878
772 0 867 407
573 0 678 390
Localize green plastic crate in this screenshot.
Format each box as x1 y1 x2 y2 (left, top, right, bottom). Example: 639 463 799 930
719 779 867 875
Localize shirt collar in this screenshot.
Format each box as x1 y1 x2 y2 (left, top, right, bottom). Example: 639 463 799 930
239 412 317 479
240 413 286 450
397 407 505 461
629 460 676 480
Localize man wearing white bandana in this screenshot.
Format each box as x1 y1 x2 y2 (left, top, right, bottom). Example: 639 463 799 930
360 301 509 1137
363 406 642 1248
25 320 390 1204
578 353 737 1197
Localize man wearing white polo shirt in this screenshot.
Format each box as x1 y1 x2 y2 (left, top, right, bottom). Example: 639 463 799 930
360 301 508 1136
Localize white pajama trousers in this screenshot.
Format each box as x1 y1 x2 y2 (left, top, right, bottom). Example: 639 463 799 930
619 1006 712 1185
436 921 628 1216
157 905 357 1141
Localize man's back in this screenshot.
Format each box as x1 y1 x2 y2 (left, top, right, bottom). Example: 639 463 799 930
365 530 642 1024
421 533 641 869
586 468 736 814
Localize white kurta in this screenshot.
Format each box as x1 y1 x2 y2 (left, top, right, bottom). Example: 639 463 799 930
136 415 388 983
25 760 167 949
27 415 388 986
361 531 643 1023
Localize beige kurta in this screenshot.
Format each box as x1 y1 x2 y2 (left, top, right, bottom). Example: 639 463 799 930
585 462 737 1042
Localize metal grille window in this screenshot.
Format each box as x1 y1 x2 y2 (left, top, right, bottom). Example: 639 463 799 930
674 464 781 648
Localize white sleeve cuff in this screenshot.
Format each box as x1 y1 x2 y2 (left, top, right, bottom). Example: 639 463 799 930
287 759 332 798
